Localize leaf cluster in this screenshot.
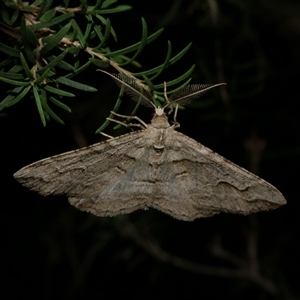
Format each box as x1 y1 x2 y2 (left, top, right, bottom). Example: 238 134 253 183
0 0 193 127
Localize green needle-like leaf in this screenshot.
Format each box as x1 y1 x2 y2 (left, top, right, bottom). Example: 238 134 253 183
1 6 11 25
165 42 192 65
88 5 132 14
26 27 39 47
95 15 117 41
40 96 64 124
79 0 88 7
38 50 68 76
33 86 46 126
20 52 33 79
44 85 75 97
0 58 13 69
154 65 195 89
71 19 85 48
0 86 24 111
141 74 155 92
101 18 112 45
0 76 30 86
70 60 92 76
35 68 50 85
106 28 163 57
40 23 71 54
20 17 35 63
89 58 110 68
10 9 19 24
67 47 80 55
39 8 56 22
9 65 23 73
3 85 31 107
93 18 112 49
101 0 118 9
90 0 103 10
28 12 74 30
48 55 74 71
119 18 148 66
149 40 172 81
0 42 20 57
2 0 18 9
56 76 97 92
37 0 53 20
49 96 72 112
0 70 24 80
133 43 193 76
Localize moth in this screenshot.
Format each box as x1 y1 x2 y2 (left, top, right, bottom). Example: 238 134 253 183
14 71 286 221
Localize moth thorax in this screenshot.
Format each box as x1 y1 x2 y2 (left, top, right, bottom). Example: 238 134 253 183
151 112 170 129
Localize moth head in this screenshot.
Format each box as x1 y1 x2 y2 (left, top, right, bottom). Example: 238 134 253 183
155 107 165 116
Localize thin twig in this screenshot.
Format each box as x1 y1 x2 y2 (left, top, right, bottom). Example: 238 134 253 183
117 216 278 296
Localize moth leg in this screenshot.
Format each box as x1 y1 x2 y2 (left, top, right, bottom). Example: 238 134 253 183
109 111 148 128
171 121 180 129
166 104 180 129
163 81 180 127
167 107 173 116
163 81 170 105
99 131 114 139
173 104 179 123
106 117 145 130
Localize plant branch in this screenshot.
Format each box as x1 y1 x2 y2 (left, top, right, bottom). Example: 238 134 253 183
117 216 278 296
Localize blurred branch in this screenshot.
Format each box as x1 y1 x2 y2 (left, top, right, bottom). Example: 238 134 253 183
117 215 278 296
207 0 229 106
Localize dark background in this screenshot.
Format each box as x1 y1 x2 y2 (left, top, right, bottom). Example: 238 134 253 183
1 0 299 299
